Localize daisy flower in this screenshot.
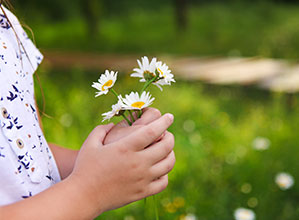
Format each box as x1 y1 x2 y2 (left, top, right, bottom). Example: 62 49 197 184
234 208 255 220
101 98 124 122
275 172 294 190
121 91 154 110
92 70 117 97
131 56 157 82
155 61 175 88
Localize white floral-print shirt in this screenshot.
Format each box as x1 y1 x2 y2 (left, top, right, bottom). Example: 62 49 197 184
0 6 61 205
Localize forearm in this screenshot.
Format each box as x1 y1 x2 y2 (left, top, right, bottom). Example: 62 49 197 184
0 177 101 220
49 143 78 180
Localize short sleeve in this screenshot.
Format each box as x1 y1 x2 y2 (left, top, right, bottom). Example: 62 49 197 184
0 6 43 75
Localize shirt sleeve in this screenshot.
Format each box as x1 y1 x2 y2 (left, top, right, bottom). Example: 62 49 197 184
1 6 43 75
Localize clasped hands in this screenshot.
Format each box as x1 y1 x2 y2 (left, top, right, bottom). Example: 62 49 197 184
71 108 175 216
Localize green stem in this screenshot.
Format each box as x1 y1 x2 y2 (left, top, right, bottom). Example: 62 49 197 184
138 110 142 118
110 88 119 98
153 195 159 220
128 110 135 123
141 75 159 93
121 113 132 126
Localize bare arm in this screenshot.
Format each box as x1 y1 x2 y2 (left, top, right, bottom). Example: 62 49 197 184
48 143 78 180
0 175 98 220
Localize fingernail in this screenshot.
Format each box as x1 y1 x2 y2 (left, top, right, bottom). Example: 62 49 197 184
165 113 174 123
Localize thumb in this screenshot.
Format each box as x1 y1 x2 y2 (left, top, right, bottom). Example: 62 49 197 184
83 123 114 148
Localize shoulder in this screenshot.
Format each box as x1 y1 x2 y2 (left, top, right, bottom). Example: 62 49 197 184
0 5 43 74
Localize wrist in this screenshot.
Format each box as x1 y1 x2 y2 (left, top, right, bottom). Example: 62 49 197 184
66 173 105 218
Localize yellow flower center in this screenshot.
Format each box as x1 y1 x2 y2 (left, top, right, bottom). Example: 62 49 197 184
131 101 145 109
102 80 113 91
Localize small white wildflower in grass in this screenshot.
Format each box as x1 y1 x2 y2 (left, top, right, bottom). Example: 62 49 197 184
184 213 197 220
124 215 135 220
92 70 118 97
252 136 270 151
102 98 124 122
131 56 157 82
234 208 255 220
275 172 294 190
122 91 154 110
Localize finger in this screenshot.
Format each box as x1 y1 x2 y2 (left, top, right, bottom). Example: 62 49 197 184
142 131 174 165
133 108 161 126
117 113 174 151
104 125 143 145
113 111 140 128
149 151 175 180
114 119 129 128
147 175 168 196
83 123 114 148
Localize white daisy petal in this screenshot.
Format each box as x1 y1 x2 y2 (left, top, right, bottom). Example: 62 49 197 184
121 91 154 110
131 56 157 81
102 99 124 122
155 60 175 85
92 70 118 97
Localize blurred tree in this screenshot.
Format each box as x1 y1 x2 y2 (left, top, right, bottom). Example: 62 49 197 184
174 0 188 31
14 0 76 20
80 0 102 39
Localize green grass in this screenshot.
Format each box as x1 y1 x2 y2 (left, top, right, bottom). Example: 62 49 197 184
23 2 299 59
35 65 299 220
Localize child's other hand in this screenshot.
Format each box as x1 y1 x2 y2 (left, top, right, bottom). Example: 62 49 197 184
104 107 162 144
69 113 175 217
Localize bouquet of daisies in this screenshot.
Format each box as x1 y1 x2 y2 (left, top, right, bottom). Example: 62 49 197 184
92 56 175 125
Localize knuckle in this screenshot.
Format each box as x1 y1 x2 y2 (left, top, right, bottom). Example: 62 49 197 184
135 187 146 197
146 127 156 137
94 125 104 132
117 145 129 154
166 162 173 173
168 132 175 144
161 177 169 191
151 108 162 118
170 154 176 170
164 143 172 155
166 133 175 149
162 138 174 155
130 161 138 170
172 152 176 165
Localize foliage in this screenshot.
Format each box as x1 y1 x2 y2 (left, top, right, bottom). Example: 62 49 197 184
35 66 299 220
16 2 299 60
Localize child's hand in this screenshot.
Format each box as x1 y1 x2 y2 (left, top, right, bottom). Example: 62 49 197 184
104 107 163 144
69 113 175 218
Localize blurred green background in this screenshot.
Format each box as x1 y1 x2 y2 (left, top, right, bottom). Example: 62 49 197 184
12 0 299 219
